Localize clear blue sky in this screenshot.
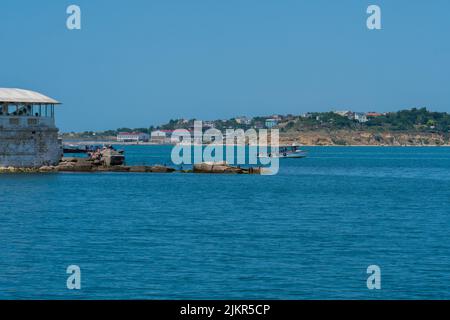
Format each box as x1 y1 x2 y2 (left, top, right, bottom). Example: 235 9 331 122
1 0 449 131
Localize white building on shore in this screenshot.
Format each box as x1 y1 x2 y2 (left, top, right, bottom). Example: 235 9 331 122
333 110 368 123
354 112 368 123
0 88 62 167
117 132 149 142
235 116 252 125
150 130 176 144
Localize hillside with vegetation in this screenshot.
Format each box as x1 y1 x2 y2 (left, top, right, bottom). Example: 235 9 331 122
61 108 450 146
278 108 450 145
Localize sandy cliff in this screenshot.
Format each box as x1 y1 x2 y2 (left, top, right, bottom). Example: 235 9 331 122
280 130 450 146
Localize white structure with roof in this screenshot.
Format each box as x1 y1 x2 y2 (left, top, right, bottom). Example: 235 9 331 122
265 118 278 128
0 88 62 167
117 132 149 142
151 130 174 144
354 112 368 123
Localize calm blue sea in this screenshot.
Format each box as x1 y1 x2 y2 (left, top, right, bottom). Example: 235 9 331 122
1 146 450 299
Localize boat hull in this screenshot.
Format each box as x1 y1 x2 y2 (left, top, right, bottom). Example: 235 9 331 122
258 150 307 159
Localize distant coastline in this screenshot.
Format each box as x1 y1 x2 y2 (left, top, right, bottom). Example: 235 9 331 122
62 134 450 147
61 108 450 147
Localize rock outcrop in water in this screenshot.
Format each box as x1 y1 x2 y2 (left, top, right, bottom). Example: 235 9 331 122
1 144 262 174
1 159 262 174
193 161 262 174
54 157 176 173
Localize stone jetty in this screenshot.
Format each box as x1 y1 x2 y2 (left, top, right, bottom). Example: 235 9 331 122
0 159 262 174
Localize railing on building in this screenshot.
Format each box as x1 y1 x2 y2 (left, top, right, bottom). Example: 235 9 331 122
0 103 56 128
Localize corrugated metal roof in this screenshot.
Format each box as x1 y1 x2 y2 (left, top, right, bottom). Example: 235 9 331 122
0 88 60 104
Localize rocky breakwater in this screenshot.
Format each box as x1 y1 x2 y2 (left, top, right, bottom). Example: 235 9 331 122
56 157 176 173
1 160 263 174
0 166 45 173
0 158 176 173
193 161 262 174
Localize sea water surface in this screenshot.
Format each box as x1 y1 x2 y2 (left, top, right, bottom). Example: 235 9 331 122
1 146 450 299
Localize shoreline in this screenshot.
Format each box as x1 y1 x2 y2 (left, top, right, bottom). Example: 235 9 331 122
62 140 450 147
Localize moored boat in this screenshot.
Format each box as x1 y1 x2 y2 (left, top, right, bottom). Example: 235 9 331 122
257 145 307 159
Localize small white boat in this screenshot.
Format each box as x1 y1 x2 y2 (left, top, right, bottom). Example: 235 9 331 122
257 145 307 159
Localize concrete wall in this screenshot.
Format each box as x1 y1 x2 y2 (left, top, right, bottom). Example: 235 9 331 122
0 117 62 168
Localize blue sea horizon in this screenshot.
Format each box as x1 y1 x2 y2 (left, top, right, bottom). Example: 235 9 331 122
1 146 450 299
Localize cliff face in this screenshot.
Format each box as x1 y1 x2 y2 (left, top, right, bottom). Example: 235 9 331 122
280 130 450 146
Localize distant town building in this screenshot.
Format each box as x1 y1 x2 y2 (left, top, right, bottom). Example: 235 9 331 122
170 130 190 144
254 121 264 129
366 112 383 118
334 110 354 119
203 130 223 143
265 118 278 128
235 116 251 125
117 132 149 142
334 110 369 122
354 112 368 123
150 130 167 143
203 121 215 129
150 130 173 144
